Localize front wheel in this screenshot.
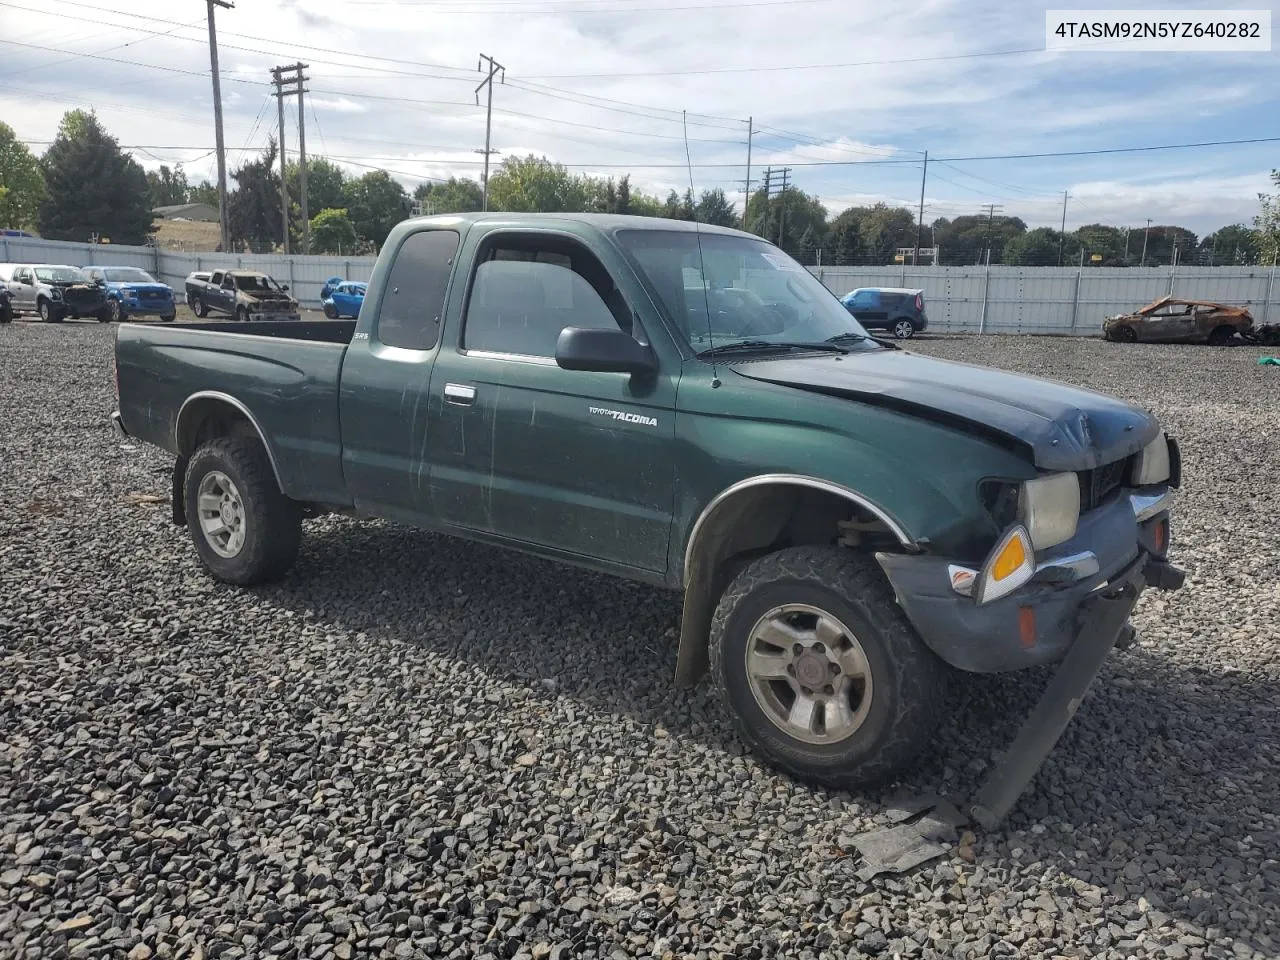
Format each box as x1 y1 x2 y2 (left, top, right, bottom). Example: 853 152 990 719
322 302 338 319
1208 325 1237 346
1112 324 1138 343
236 306 250 323
709 546 944 788
0 300 12 324
160 312 176 323
183 436 302 585
892 318 916 340
193 297 208 318
38 300 61 323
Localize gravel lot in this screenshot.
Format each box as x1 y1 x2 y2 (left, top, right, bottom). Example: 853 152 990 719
1 322 1276 960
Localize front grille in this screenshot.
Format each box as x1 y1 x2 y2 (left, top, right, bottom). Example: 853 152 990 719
1079 456 1130 512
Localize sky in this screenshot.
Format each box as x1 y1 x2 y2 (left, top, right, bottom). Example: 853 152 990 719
1 0 1278 236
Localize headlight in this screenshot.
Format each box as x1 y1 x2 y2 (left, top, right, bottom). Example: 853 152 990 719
1131 434 1170 486
121 287 135 298
1018 472 1080 550
50 288 63 299
975 525 1036 605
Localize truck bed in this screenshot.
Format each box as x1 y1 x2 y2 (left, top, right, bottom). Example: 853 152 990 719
114 320 356 506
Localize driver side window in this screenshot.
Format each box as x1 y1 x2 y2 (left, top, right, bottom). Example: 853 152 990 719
462 237 631 359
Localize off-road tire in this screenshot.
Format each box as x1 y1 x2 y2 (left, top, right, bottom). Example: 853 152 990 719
709 546 945 788
1208 325 1236 347
323 302 338 319
38 299 61 323
183 436 302 585
193 296 209 318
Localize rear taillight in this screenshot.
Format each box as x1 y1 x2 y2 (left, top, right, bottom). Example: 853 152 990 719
915 294 923 311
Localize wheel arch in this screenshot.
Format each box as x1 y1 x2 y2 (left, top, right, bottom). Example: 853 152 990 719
674 475 915 688
174 392 285 491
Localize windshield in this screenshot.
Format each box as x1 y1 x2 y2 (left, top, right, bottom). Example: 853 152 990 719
234 274 277 292
104 268 156 283
614 230 876 353
35 266 88 283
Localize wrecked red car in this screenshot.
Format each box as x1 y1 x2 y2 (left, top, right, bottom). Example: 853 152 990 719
1103 296 1254 345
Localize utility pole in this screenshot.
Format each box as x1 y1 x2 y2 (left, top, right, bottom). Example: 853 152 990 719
475 54 505 212
1141 218 1152 265
981 202 1003 264
914 150 928 265
1123 226 1131 264
776 167 791 248
1058 190 1068 266
205 0 233 253
742 117 755 234
271 62 308 255
760 167 774 240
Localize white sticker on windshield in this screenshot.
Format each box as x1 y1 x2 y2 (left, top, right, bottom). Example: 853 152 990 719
761 253 804 272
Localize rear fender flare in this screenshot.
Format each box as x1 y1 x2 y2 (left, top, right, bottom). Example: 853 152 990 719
174 391 285 491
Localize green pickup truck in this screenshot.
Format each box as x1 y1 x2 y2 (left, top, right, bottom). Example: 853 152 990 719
112 213 1184 821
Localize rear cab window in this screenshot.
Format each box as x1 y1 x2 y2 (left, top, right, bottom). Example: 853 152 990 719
376 229 460 350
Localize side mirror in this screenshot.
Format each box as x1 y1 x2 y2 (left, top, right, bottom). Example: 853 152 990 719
555 327 657 375
281 284 290 291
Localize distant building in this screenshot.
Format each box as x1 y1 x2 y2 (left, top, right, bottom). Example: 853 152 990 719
153 203 219 222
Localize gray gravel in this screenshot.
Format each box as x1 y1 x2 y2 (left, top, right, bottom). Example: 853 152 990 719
1 322 1277 960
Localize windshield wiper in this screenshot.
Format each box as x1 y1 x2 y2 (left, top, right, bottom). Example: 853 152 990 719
697 339 850 358
825 332 899 350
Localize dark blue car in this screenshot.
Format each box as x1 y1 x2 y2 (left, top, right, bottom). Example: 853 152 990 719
322 280 367 319
839 287 928 340
83 266 177 322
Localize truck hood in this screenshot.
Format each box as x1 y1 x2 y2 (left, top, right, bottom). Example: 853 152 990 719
729 350 1159 471
242 289 293 302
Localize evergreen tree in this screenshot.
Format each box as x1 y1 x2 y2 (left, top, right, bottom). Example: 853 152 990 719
38 110 153 244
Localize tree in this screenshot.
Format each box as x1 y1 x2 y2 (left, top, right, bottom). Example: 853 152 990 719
309 208 358 254
344 169 409 247
1071 223 1127 266
932 214 1027 265
486 155 592 213
1200 224 1262 265
1255 170 1280 263
38 110 153 244
819 203 913 264
1002 227 1066 265
0 122 46 230
745 186 828 258
147 164 189 207
287 158 346 221
695 188 739 227
662 189 696 221
227 140 283 252
189 180 219 209
826 209 863 264
415 177 483 214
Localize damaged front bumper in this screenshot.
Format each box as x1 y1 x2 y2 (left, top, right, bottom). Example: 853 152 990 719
876 486 1182 674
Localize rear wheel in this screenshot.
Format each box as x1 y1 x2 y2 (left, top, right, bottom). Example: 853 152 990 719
183 436 302 585
1208 325 1237 346
892 318 916 340
709 546 944 788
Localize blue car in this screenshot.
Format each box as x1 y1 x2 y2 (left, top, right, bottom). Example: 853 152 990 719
322 280 367 319
83 265 177 322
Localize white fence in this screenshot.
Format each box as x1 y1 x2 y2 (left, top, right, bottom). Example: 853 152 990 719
0 236 378 311
3 234 1277 333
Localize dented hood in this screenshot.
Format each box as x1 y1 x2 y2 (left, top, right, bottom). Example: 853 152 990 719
730 350 1159 471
